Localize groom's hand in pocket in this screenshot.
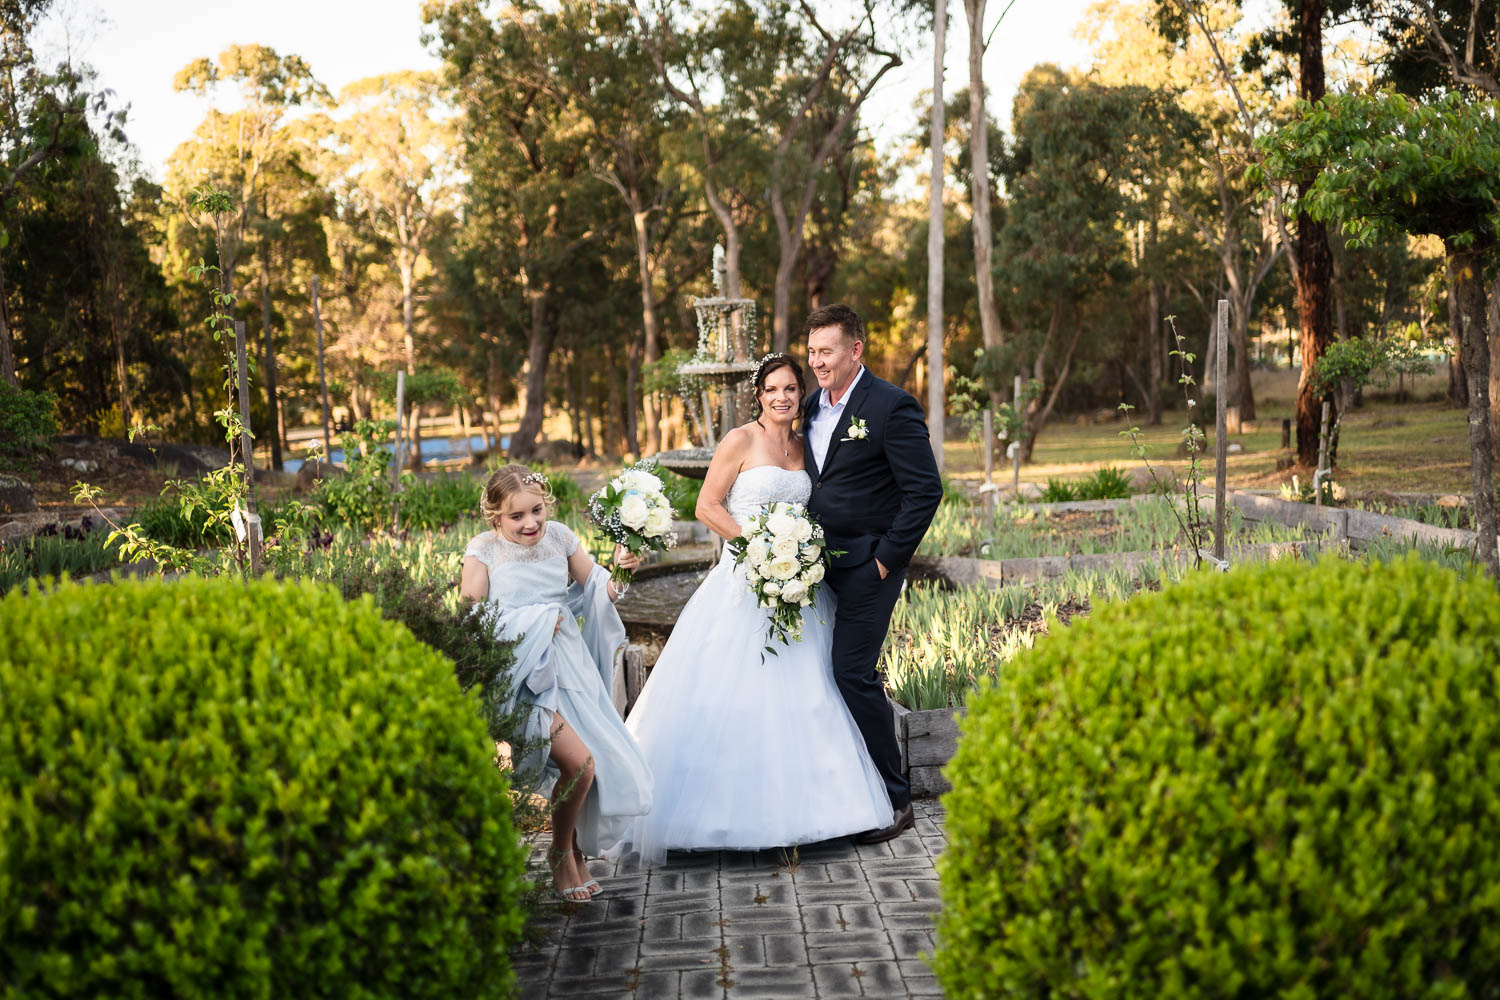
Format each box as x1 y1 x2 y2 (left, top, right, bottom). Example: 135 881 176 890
875 558 888 580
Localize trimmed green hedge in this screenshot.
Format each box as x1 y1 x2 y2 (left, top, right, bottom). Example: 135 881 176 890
0 576 528 998
936 555 1500 998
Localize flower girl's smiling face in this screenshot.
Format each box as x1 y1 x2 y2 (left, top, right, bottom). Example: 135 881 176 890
498 487 549 545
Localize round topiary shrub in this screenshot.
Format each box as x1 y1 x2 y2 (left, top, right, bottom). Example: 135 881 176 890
936 555 1500 998
0 575 528 998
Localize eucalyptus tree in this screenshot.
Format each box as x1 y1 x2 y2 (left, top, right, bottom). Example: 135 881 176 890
428 0 617 460
963 0 1004 408
998 67 1194 460
1258 91 1500 580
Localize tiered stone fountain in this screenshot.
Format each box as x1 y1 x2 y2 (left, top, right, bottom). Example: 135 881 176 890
653 244 759 479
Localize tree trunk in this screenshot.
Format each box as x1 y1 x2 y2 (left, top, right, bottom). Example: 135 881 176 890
398 246 416 373
1490 272 1500 455
487 347 505 453
928 0 948 473
631 205 663 453
1294 0 1333 466
1448 268 1468 407
1231 308 1256 421
625 331 643 458
966 0 1004 414
1447 243 1499 582
260 277 283 470
511 281 552 462
0 258 17 387
1147 275 1163 425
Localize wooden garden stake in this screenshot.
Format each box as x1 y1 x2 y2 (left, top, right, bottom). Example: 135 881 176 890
1214 299 1228 561
234 319 262 573
391 369 406 486
311 275 332 462
982 408 995 518
1012 373 1022 496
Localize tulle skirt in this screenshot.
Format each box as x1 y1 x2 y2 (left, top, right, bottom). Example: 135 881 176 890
608 551 894 864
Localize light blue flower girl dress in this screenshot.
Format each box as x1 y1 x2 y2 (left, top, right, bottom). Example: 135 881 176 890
465 520 653 855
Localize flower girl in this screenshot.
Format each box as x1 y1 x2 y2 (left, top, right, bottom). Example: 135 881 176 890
460 465 652 901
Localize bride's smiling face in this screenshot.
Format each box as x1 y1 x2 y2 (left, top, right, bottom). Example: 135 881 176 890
496 487 549 545
758 367 802 426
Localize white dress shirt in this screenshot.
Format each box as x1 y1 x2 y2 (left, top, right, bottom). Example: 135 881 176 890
808 365 866 471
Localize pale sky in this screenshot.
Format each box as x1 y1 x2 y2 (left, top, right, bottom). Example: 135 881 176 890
50 0 1095 183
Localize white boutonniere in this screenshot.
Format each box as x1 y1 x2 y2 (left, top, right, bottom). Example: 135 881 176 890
841 416 869 442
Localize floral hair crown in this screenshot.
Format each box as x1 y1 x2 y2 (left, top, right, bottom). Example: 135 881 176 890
752 352 793 385
521 471 548 488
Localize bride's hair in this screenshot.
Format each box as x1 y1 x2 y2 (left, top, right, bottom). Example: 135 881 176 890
751 354 806 419
481 464 556 529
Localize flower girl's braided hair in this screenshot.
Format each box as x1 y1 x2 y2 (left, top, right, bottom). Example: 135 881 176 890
750 353 806 419
481 464 556 529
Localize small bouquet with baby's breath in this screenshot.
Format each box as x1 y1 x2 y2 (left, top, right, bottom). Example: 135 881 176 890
587 459 679 586
728 502 835 655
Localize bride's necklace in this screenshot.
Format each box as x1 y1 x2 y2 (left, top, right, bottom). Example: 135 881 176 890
756 419 796 457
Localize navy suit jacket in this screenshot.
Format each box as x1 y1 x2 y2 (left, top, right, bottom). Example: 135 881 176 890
803 371 943 571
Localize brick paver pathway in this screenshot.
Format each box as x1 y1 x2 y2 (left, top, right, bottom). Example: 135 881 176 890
515 800 947 999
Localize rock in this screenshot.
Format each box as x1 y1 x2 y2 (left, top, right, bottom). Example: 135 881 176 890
1436 494 1468 508
0 474 38 515
60 457 99 473
1129 464 1176 493
294 459 345 494
1227 442 1244 454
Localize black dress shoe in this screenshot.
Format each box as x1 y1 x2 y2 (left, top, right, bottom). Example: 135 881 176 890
854 803 915 845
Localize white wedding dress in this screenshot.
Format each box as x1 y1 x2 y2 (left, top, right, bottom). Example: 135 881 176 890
610 464 894 864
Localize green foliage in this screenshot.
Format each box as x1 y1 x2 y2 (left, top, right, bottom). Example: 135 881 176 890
1257 91 1500 250
1311 335 1444 396
312 419 396 530
0 381 57 452
397 472 483 531
1039 477 1079 503
0 521 121 595
529 462 587 521
1084 465 1132 499
658 466 703 520
133 485 235 549
936 555 1500 998
0 575 528 997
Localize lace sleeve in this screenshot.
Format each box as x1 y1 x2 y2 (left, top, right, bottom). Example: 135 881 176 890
463 531 496 567
548 520 581 558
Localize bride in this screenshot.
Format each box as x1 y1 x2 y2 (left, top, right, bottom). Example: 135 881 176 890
611 354 894 864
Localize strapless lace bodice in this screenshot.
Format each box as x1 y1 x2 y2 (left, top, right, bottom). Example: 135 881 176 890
725 465 812 524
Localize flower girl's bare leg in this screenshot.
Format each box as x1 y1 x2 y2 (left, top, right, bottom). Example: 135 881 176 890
547 713 596 896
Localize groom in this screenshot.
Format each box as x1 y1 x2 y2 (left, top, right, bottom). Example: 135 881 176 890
803 304 943 843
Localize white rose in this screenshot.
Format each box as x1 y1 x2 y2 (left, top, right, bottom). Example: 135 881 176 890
762 581 781 597
746 567 762 585
780 580 808 604
765 511 797 538
760 597 777 609
794 519 814 543
801 545 821 565
747 538 771 565
609 476 625 493
805 562 825 584
771 536 799 559
619 469 652 492
644 506 673 537
769 556 799 581
650 490 671 510
619 494 649 530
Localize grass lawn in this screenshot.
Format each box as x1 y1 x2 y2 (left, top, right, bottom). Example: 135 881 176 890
943 367 1473 496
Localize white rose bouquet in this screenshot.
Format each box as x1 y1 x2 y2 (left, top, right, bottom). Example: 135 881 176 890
587 459 680 586
727 501 836 654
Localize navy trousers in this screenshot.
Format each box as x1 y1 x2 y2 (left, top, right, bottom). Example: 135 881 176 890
825 557 910 811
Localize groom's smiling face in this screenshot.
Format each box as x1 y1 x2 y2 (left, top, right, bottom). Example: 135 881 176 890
807 326 863 397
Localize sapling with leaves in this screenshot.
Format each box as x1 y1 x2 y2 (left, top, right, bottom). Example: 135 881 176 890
71 187 262 577
1310 334 1446 464
1119 315 1212 566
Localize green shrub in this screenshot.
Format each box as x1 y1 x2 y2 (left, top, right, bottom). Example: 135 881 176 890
1039 477 1079 503
529 462 587 520
0 382 57 452
0 575 529 997
398 472 482 530
0 520 122 595
659 467 702 520
1082 464 1131 499
134 488 236 549
936 555 1500 998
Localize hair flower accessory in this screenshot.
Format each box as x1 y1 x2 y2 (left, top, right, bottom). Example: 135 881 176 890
841 416 869 442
